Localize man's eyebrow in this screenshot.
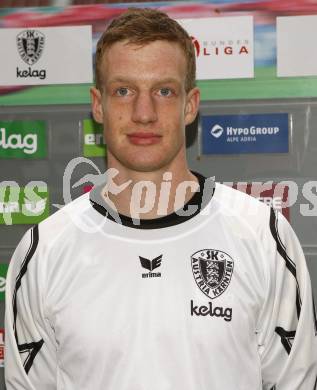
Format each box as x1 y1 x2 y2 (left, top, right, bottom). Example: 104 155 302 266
106 77 181 85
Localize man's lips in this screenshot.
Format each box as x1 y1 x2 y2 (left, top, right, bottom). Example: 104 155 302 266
127 132 162 145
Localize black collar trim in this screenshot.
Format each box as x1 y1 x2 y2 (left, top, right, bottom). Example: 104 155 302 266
90 171 214 230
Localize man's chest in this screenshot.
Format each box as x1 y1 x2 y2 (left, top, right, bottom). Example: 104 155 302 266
47 233 266 359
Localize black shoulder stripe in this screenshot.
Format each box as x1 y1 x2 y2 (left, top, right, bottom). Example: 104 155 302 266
269 208 302 318
12 225 44 374
314 376 317 390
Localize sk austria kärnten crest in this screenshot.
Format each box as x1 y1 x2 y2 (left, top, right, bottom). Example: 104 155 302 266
191 249 234 299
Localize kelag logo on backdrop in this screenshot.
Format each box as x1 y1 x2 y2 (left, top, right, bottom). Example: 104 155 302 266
83 119 106 157
0 183 49 225
202 113 289 154
0 264 8 301
0 120 47 159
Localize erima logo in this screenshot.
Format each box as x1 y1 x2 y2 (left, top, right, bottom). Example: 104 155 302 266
191 249 234 299
190 300 232 322
0 128 37 154
210 124 224 138
139 255 162 278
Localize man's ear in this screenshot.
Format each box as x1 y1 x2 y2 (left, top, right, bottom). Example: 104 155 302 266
184 87 200 126
90 87 103 124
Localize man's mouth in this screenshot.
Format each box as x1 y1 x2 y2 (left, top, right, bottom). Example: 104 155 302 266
127 132 162 145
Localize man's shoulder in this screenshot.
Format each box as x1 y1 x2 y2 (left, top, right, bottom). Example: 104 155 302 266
36 192 93 245
212 182 272 225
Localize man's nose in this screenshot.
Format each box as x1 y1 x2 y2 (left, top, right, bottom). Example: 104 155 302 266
131 92 158 124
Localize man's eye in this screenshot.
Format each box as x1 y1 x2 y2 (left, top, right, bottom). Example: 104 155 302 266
116 87 129 96
158 88 172 97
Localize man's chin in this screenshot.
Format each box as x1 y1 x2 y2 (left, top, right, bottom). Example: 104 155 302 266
119 157 174 173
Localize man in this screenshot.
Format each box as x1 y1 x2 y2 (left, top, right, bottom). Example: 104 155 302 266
5 8 317 389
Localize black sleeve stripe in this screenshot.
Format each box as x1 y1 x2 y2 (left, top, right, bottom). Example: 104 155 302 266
314 376 317 390
11 225 44 374
12 225 39 342
18 340 44 375
270 208 296 274
275 326 296 355
313 295 317 336
269 208 302 318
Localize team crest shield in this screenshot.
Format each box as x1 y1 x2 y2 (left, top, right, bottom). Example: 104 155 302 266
191 249 234 299
17 30 45 66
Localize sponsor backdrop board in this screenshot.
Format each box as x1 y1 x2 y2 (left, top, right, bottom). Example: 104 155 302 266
277 15 317 77
1 2 317 104
0 99 316 390
0 120 47 159
0 26 92 86
0 185 49 225
0 329 4 368
201 113 289 155
83 119 106 157
231 182 290 221
178 16 254 80
0 264 8 301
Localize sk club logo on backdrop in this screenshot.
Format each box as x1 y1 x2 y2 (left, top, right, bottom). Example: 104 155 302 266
16 30 46 80
17 30 45 66
0 120 47 159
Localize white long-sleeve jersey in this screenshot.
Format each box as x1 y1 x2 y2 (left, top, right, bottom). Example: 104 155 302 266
5 175 317 390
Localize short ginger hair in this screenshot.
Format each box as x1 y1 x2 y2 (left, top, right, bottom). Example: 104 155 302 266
95 8 196 93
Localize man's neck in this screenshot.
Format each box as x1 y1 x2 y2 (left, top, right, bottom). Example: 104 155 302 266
102 160 199 220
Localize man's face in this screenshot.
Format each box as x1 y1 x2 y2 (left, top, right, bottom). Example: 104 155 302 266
91 39 200 173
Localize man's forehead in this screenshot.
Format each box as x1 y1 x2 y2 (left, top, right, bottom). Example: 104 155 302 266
102 39 186 64
101 40 186 85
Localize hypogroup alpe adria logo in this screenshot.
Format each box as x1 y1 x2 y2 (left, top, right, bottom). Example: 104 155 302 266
16 30 45 66
210 124 224 139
